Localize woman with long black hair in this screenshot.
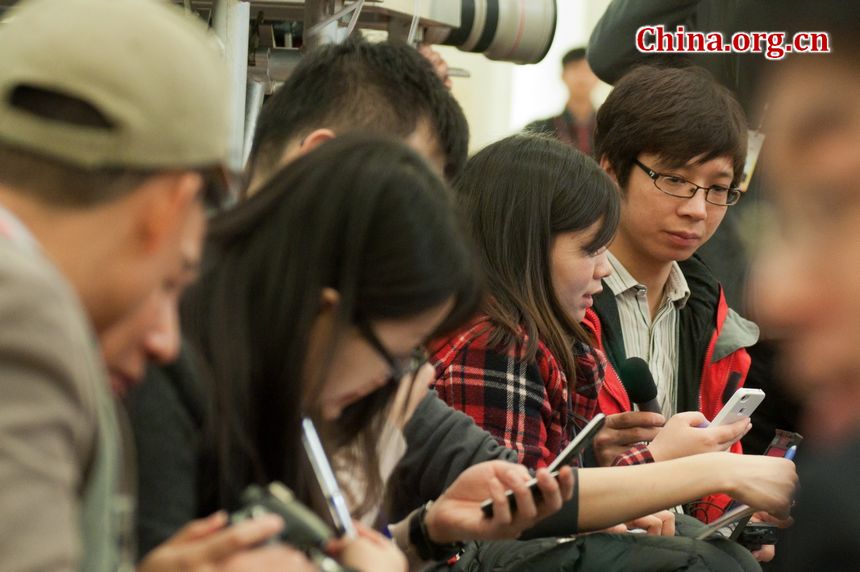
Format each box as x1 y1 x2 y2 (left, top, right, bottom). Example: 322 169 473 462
180 133 575 570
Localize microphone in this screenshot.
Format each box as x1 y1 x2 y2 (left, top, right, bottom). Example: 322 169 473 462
617 357 661 414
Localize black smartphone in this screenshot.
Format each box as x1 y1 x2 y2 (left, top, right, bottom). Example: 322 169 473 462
738 523 779 550
480 413 606 518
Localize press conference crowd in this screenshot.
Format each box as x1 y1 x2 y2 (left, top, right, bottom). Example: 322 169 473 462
1 0 859 570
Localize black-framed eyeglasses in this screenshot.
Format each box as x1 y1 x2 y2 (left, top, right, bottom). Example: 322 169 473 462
356 319 430 382
633 159 743 207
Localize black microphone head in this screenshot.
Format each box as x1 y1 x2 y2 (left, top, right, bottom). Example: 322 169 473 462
617 357 658 403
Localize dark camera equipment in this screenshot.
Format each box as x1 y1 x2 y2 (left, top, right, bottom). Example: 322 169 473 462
230 481 352 572
737 522 779 551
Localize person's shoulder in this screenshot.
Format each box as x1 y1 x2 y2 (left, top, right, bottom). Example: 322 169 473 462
430 316 556 381
677 254 723 312
0 241 103 399
678 254 719 289
429 315 496 360
0 241 84 320
433 316 551 363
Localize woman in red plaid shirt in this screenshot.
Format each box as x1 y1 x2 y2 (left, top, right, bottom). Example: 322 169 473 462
430 135 748 471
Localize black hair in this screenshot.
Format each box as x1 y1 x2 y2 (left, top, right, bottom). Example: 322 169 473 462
247 36 469 183
594 65 747 189
562 47 587 66
455 134 619 380
183 132 481 513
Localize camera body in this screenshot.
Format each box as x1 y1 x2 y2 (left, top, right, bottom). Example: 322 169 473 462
230 482 334 550
231 482 357 572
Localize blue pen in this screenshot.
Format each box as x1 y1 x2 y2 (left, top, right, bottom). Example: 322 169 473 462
784 445 797 461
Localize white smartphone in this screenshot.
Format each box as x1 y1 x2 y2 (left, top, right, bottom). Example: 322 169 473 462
710 388 765 426
301 417 357 538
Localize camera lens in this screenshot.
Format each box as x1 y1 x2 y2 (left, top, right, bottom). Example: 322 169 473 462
442 0 556 64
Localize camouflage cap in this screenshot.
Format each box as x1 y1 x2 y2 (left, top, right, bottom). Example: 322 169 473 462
0 0 231 171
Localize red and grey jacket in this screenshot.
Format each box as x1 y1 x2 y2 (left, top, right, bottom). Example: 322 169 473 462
585 255 760 522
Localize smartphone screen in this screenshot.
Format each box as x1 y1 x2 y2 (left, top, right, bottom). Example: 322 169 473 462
763 429 803 458
301 417 357 538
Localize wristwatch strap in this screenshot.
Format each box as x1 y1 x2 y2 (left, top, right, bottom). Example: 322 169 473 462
408 501 464 561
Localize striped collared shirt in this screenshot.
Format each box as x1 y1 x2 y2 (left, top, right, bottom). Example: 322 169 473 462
604 252 691 417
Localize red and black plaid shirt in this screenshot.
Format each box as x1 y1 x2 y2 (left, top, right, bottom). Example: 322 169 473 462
430 316 653 469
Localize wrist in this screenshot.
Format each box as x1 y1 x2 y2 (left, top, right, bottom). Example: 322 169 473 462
614 443 656 465
646 440 664 462
714 453 740 496
696 452 734 495
423 498 445 544
408 501 463 562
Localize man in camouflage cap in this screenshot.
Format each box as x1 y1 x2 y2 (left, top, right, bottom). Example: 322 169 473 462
0 1 306 569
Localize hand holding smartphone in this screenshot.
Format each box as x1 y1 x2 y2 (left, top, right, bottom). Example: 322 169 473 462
710 388 765 426
480 414 606 518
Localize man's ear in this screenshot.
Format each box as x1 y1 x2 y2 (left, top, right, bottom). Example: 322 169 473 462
599 155 618 184
246 129 338 197
134 171 203 254
298 128 336 157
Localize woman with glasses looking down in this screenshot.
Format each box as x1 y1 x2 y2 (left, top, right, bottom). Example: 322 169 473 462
179 134 580 571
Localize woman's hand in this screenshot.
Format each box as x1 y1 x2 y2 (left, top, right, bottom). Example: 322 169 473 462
723 455 798 518
423 460 575 543
625 510 676 536
648 411 750 462
417 43 452 89
328 522 407 572
748 511 794 563
138 511 316 571
593 412 665 466
595 511 675 536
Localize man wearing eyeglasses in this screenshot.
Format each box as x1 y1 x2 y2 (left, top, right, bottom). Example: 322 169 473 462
585 63 766 538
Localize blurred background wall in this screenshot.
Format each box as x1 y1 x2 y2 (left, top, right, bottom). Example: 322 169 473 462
437 0 613 153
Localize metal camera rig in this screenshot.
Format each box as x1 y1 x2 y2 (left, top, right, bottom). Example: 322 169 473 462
0 0 556 171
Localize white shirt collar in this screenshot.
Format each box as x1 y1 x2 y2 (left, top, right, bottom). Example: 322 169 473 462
605 251 691 309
